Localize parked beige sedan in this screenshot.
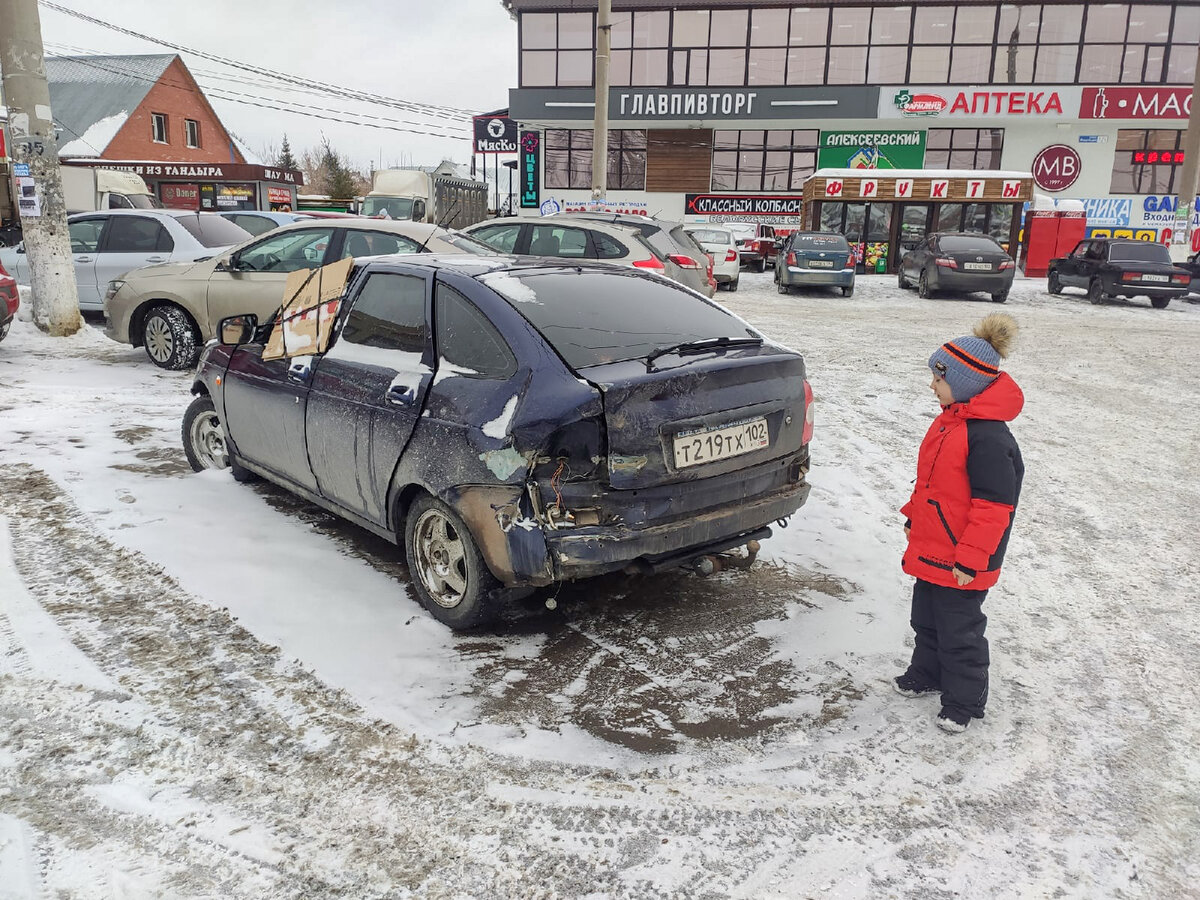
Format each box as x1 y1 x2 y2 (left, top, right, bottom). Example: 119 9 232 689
104 218 494 369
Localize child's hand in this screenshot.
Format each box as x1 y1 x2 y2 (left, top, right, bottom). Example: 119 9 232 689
904 526 910 538
952 567 973 586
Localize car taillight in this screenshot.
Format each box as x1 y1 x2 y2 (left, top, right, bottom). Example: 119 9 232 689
786 251 797 266
802 379 814 445
935 257 958 269
668 254 701 269
999 260 1015 270
1172 273 1190 284
1121 272 1141 281
725 249 737 262
632 256 665 270
843 257 855 270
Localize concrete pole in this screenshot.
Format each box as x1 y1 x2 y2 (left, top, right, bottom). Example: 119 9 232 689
0 0 80 335
1174 43 1200 255
590 0 611 200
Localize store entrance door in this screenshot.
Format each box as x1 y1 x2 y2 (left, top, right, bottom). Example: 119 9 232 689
895 204 932 272
819 201 894 273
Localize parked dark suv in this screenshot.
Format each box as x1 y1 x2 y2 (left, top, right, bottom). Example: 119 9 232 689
184 255 813 629
1048 238 1190 308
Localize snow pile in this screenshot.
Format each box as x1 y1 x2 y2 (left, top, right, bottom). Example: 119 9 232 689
58 111 129 157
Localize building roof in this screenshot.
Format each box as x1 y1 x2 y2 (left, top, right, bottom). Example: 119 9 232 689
45 54 176 156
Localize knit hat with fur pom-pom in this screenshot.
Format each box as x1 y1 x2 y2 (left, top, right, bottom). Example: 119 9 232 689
929 314 1018 403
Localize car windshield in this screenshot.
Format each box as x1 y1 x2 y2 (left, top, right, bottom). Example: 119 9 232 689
1109 242 1171 263
687 229 731 245
481 269 758 369
362 197 414 218
791 233 850 250
435 232 497 255
938 235 1004 253
175 214 253 247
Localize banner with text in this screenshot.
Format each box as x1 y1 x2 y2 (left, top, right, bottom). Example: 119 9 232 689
818 130 926 170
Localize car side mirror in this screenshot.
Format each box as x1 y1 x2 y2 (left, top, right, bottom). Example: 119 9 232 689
411 199 426 221
215 254 236 272
15 242 24 254
219 314 258 346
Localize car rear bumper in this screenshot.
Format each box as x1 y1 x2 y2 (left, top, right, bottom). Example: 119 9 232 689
781 267 854 287
931 269 1015 293
543 452 810 581
1103 278 1189 299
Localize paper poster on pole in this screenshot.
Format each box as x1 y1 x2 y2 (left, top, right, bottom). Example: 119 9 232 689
262 257 354 361
16 177 42 217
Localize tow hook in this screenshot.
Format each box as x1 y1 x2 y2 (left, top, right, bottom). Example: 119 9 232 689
776 516 791 529
691 539 761 576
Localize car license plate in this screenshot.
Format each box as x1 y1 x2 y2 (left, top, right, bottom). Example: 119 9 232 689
808 260 834 268
1142 274 1169 283
964 262 992 271
673 417 769 469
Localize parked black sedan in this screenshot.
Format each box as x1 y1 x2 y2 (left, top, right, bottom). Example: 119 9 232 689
898 232 1016 303
183 256 814 629
1050 239 1191 308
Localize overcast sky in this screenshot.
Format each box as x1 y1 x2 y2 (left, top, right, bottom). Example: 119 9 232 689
37 0 519 172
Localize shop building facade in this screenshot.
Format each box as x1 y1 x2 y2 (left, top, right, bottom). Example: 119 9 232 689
504 0 1200 266
44 54 301 211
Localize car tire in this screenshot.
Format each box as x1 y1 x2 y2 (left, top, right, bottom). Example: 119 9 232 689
918 269 933 299
1088 278 1106 305
841 286 854 298
1048 270 1062 295
991 291 1009 303
405 494 504 630
1150 296 1171 309
756 257 766 273
898 270 909 290
182 395 230 473
777 280 789 294
143 304 200 370
729 277 739 292
0 322 9 343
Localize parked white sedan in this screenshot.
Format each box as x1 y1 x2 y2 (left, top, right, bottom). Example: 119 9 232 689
12 209 250 312
684 225 740 291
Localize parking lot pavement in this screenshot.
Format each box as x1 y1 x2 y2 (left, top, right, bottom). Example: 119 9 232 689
1 268 1198 896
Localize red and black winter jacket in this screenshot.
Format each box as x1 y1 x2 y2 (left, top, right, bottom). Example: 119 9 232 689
901 372 1025 590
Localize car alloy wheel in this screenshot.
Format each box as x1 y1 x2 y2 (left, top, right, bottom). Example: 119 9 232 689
413 508 469 609
1048 271 1062 295
1088 279 1106 305
918 270 932 299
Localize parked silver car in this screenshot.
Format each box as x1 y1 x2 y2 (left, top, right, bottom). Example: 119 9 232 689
218 210 314 236
462 214 716 297
13 209 250 312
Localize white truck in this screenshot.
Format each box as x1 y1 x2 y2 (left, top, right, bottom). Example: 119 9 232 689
60 166 160 214
360 169 488 229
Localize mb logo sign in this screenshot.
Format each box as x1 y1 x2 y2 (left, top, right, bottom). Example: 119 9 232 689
1033 144 1082 192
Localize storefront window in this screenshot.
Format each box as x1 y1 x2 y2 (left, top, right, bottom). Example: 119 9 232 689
1079 45 1121 81
712 130 818 193
868 46 908 83
789 8 829 45
963 203 988 234
633 11 669 48
749 48 786 85
914 7 955 43
938 204 964 233
1084 4 1129 42
1035 45 1079 82
610 12 633 48
826 46 867 83
1143 46 1166 82
673 10 709 47
544 130 645 191
710 9 748 47
994 43 1036 82
750 8 789 46
1038 5 1084 42
820 203 845 235
871 6 912 44
830 7 871 45
1174 6 1200 44
926 130 1004 169
557 13 593 49
557 51 593 86
631 49 668 85
951 46 992 82
988 206 1013 245
996 4 1040 44
1120 45 1146 82
521 14 556 50
611 50 631 86
1109 128 1185 194
786 47 826 85
708 49 746 85
909 46 950 81
954 6 997 43
1166 45 1197 83
521 51 556 86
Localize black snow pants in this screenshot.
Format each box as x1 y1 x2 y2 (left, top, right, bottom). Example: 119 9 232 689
908 578 990 719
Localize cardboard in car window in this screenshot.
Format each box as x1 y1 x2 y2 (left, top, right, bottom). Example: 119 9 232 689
262 256 354 361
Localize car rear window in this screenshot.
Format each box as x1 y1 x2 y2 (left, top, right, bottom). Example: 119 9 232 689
791 233 850 250
481 269 758 369
175 213 253 247
1108 242 1171 263
687 229 731 245
938 235 1004 253
670 225 708 260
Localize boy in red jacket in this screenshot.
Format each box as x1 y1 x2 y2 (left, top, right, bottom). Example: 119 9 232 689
895 314 1024 733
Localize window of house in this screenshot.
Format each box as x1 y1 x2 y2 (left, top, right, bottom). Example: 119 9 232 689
544 130 646 190
924 129 1005 169
151 113 168 144
185 119 200 149
711 130 818 192
1110 128 1186 194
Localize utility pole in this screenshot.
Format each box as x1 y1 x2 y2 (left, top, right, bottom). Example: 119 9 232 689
1174 42 1200 256
0 0 79 335
590 0 611 200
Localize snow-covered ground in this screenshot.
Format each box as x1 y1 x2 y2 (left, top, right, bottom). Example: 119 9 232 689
1 271 1198 898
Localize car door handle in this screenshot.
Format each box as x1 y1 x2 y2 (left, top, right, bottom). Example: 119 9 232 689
145 256 166 263
386 384 415 405
74 255 93 262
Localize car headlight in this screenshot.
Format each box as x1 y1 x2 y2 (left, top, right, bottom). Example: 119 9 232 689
104 280 125 303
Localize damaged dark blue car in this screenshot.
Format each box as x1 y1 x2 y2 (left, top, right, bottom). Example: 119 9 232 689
184 255 813 629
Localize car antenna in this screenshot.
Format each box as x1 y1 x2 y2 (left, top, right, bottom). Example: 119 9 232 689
416 196 463 253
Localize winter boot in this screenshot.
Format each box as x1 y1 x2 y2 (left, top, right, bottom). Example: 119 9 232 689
893 671 939 699
936 708 971 733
